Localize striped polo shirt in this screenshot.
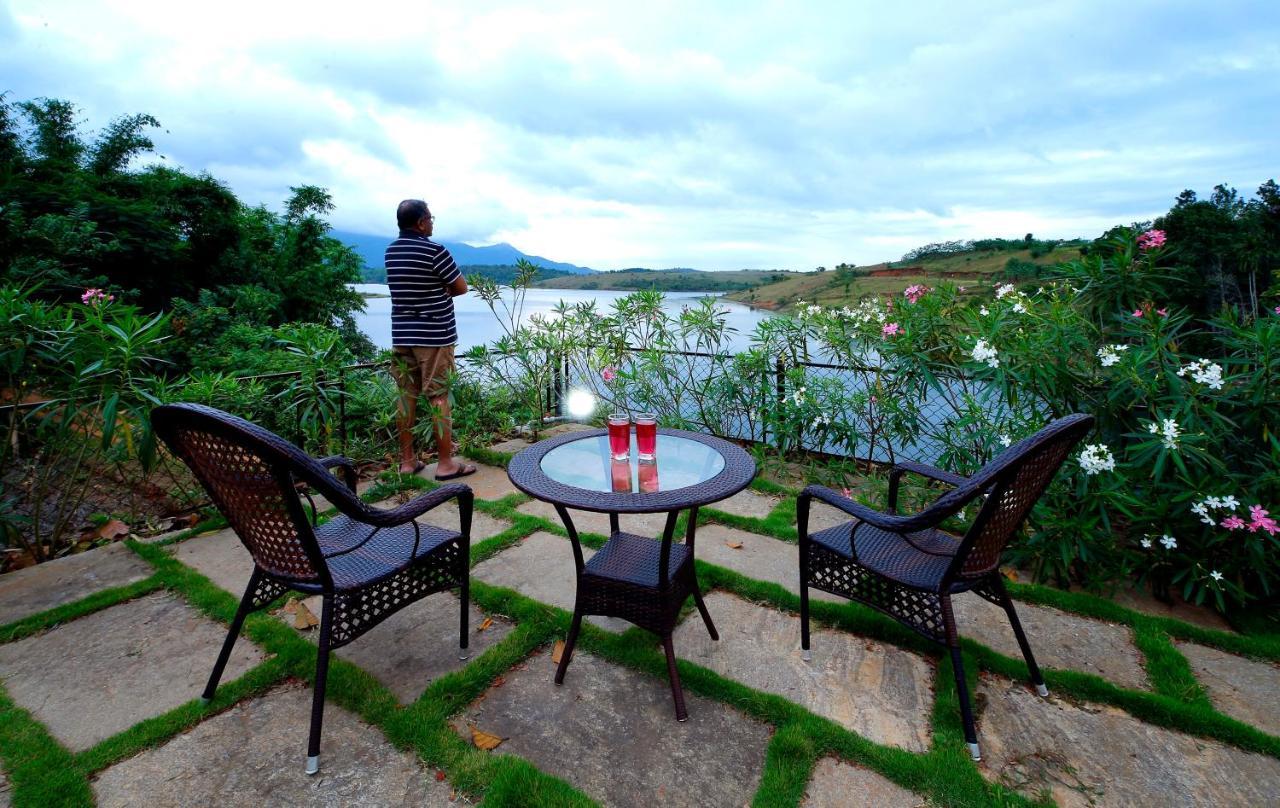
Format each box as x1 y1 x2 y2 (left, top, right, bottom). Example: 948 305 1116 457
385 230 462 347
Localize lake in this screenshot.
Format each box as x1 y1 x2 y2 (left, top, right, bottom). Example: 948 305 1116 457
350 284 781 353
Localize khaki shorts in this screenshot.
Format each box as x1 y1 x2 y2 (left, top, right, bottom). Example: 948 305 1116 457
391 345 455 400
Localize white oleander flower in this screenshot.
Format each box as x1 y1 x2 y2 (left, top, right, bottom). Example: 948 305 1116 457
1097 344 1128 367
998 433 1012 447
1210 570 1223 582
1012 301 1027 314
1157 418 1181 450
970 339 1000 368
1176 358 1224 390
1140 538 1153 548
995 283 1016 299
1204 496 1224 509
1160 534 1177 550
979 306 990 316
1078 443 1116 475
1220 495 1240 510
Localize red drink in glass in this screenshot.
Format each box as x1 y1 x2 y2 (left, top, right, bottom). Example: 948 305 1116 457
635 412 657 460
607 414 630 460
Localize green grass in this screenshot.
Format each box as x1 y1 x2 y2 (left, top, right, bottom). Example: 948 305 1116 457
2 471 1278 807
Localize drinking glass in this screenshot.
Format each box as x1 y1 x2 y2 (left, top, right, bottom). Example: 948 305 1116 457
634 412 657 460
607 413 631 461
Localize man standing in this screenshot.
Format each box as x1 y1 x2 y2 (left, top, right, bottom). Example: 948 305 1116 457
386 199 475 479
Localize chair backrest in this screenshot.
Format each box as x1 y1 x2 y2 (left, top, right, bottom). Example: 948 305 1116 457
948 413 1094 582
152 403 330 588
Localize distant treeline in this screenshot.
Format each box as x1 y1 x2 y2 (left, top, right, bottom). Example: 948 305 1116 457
902 236 1085 262
360 264 573 285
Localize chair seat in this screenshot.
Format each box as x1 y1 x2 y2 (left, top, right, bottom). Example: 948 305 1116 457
810 519 960 591
316 515 460 590
584 531 691 588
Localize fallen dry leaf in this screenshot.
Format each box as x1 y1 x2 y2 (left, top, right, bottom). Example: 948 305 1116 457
551 639 565 664
1000 567 1018 581
470 726 505 751
724 539 744 550
283 598 320 630
96 519 130 540
478 617 494 632
434 770 446 782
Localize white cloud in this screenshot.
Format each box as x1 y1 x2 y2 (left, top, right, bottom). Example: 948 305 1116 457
3 0 1278 269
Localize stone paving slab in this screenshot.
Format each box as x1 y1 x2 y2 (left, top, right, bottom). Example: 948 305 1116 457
515 498 670 539
693 523 841 603
707 488 781 520
978 675 1280 807
423 458 516 501
470 532 628 632
488 423 593 455
279 591 514 704
802 758 929 807
1176 641 1280 737
952 593 1149 690
0 542 152 625
673 592 934 752
0 768 9 808
169 527 254 597
0 592 264 752
92 684 458 807
452 649 771 808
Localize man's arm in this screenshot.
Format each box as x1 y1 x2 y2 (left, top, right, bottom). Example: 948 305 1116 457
447 275 468 297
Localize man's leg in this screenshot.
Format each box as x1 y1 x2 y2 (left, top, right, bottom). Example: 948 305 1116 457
426 347 474 479
392 348 422 474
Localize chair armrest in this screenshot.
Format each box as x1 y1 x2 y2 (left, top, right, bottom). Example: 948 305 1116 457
317 455 358 492
888 460 966 513
800 483 971 535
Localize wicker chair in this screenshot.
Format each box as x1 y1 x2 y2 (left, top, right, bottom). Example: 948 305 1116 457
797 413 1094 761
152 403 473 775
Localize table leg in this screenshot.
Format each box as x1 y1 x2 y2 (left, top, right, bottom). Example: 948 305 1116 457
684 506 718 641
661 634 689 721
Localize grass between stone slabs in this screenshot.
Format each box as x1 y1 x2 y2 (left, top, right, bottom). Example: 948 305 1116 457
0 575 166 644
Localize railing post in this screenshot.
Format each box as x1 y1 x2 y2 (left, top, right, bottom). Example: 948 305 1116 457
337 366 347 455
775 356 786 452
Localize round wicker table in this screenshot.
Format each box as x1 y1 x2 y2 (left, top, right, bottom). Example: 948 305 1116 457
507 427 756 720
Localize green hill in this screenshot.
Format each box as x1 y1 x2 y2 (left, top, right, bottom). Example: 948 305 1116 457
727 240 1086 312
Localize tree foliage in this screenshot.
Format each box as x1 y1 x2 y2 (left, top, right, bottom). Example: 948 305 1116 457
0 95 371 360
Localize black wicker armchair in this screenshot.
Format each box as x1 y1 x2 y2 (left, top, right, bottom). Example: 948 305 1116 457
797 413 1094 761
152 403 473 775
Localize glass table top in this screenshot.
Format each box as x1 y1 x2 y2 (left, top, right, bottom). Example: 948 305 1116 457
539 433 726 494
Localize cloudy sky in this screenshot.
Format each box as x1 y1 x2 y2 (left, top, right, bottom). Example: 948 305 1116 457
2 1 1277 270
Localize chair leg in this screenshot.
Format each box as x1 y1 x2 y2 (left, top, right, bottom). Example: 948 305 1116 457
306 595 333 776
941 594 980 761
202 576 257 703
799 546 812 662
661 634 689 722
691 586 718 641
458 564 471 662
948 644 981 761
554 609 583 685
994 580 1047 696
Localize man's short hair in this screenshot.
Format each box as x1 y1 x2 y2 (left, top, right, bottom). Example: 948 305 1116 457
397 199 429 229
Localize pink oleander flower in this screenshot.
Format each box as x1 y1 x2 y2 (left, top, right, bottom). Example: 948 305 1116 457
1132 309 1144 317
881 322 901 337
1275 306 1280 316
1137 229 1167 251
1221 516 1246 530
868 395 878 405
1156 308 1168 317
1247 505 1280 535
841 487 853 499
601 366 617 383
80 288 114 305
903 284 930 304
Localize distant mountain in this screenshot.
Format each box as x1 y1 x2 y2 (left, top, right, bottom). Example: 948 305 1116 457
330 229 596 275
